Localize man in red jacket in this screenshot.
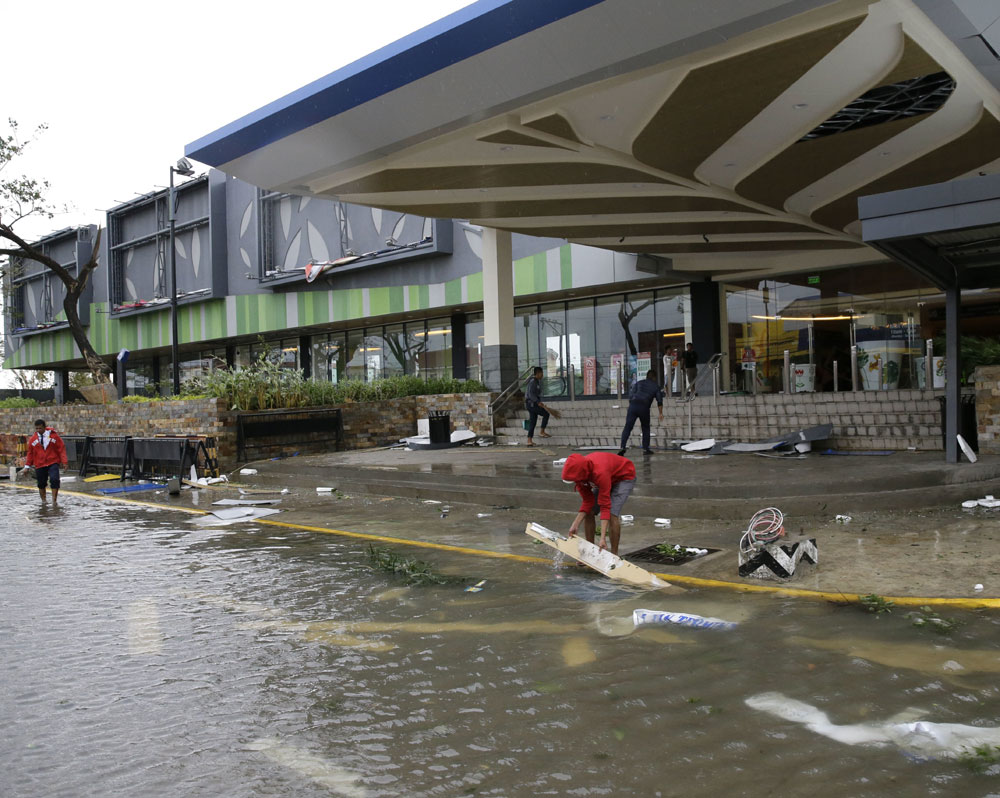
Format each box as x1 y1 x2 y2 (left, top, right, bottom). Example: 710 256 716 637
560 451 636 555
25 419 68 502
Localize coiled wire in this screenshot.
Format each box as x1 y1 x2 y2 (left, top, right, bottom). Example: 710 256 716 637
739 507 785 552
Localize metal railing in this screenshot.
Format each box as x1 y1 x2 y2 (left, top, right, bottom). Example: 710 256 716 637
488 366 536 435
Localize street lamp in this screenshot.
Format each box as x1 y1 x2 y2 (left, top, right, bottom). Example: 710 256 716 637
169 157 195 395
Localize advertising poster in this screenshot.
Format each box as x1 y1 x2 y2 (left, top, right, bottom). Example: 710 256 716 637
583 356 597 395
637 351 651 377
610 353 624 395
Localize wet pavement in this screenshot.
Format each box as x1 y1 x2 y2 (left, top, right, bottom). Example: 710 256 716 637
9 442 1000 604
6 475 1000 796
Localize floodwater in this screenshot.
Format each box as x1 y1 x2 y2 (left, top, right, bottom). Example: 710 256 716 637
4 490 1000 797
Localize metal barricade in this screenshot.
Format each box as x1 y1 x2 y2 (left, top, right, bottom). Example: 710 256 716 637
79 436 131 478
126 437 218 481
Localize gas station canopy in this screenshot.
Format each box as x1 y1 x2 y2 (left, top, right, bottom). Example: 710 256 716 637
187 0 1000 281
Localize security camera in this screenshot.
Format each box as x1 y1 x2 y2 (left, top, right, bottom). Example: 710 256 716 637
175 157 195 176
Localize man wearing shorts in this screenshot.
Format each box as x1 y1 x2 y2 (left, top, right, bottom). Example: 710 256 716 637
560 451 636 555
25 418 68 502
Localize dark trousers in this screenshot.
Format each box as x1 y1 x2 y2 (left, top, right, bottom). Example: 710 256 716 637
527 404 550 437
620 406 651 450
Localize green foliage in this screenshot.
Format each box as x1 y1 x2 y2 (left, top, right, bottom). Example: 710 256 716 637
932 335 1000 371
655 543 686 558
0 396 38 408
184 353 487 411
858 594 895 614
365 544 456 586
907 605 961 634
0 119 53 224
958 744 1000 774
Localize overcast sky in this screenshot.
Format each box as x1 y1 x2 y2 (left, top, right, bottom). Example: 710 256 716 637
5 0 473 243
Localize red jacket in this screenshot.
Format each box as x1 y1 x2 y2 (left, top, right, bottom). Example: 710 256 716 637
561 452 636 520
26 427 68 468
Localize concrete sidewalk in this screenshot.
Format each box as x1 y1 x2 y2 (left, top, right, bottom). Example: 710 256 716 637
32 442 1000 605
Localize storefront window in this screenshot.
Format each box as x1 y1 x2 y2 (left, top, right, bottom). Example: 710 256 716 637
383 323 414 377
594 297 624 396
418 318 452 381
363 330 384 381
126 362 156 396
344 329 366 381
538 303 567 398
654 289 687 394
312 334 344 383
566 299 595 397
515 306 539 377
462 314 482 383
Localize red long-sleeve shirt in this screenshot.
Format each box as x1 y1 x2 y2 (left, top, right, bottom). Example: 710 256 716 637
561 452 636 520
25 427 68 468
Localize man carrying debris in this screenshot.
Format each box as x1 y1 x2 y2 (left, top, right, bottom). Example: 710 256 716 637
524 366 553 446
24 418 68 502
561 451 636 555
618 369 663 456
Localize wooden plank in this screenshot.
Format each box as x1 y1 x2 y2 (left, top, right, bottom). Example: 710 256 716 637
525 522 681 591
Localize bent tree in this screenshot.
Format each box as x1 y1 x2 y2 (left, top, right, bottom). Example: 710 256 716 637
0 118 110 383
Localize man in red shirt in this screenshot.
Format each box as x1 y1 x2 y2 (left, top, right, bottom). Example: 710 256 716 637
560 451 636 555
24 419 68 502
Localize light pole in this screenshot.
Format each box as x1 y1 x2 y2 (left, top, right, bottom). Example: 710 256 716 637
169 157 195 394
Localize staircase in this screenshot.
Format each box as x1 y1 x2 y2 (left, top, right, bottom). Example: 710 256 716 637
494 390 944 452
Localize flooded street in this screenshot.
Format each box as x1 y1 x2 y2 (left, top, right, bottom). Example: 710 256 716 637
4 489 1000 797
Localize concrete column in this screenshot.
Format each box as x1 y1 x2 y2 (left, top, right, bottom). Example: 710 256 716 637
689 281 723 354
944 284 961 464
480 227 518 390
451 311 468 380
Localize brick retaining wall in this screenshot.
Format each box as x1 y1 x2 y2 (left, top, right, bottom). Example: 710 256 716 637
658 389 944 450
0 393 499 466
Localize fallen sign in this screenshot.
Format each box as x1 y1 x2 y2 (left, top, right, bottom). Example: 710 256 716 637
403 430 477 450
525 522 679 591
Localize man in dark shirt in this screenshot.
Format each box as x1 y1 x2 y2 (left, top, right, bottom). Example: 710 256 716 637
618 369 664 455
524 366 552 446
682 342 699 398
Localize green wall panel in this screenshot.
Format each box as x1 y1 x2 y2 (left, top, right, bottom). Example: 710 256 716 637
466 271 483 303
560 245 573 289
298 292 330 327
445 278 462 306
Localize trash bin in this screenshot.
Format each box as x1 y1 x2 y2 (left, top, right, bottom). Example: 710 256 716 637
938 395 978 452
428 410 451 444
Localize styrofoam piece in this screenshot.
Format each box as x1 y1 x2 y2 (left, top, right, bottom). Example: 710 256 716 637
422 500 442 504
316 487 335 493
212 498 280 506
208 506 281 520
681 438 715 452
979 498 1000 508
962 500 979 508
620 514 634 522
958 434 977 464
835 514 852 523
195 507 281 526
653 518 671 527
794 441 811 453
632 608 738 631
240 468 258 475
476 513 492 518
975 583 985 592
553 458 567 466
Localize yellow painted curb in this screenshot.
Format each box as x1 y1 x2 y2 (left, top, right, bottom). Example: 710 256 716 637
6 483 1000 609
